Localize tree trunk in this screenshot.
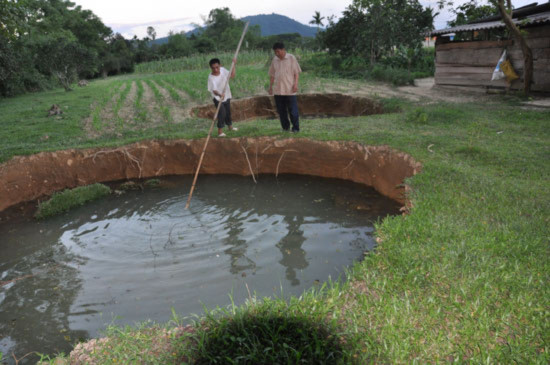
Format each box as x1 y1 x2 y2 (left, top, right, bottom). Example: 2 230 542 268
497 0 533 94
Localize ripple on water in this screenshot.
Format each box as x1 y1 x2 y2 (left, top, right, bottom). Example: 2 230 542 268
0 174 400 361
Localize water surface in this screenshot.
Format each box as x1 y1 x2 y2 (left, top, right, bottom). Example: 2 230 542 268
0 174 400 360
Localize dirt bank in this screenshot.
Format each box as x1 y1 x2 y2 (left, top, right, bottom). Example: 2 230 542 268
0 137 421 212
191 93 385 121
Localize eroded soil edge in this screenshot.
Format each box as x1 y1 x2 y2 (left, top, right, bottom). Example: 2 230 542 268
0 137 421 212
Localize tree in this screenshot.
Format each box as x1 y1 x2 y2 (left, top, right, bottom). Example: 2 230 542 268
323 0 434 64
159 31 192 58
32 33 95 91
102 33 135 76
496 0 532 93
200 7 260 52
147 26 157 41
448 0 497 26
0 0 116 95
23 0 112 78
309 11 325 33
0 0 28 40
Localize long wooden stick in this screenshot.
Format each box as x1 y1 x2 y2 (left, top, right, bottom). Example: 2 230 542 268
185 22 250 209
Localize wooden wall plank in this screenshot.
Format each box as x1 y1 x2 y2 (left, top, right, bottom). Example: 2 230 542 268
526 37 550 49
534 48 550 59
435 65 494 74
436 48 504 66
524 25 550 39
435 76 509 87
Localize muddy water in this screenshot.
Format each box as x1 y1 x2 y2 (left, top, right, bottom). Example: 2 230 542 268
0 174 400 361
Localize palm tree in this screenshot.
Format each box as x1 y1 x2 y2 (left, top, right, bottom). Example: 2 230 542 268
309 11 325 34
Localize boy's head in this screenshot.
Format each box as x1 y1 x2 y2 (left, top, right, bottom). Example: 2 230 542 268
209 58 221 74
272 42 286 60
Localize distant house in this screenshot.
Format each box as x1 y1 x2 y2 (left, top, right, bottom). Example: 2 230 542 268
430 2 550 92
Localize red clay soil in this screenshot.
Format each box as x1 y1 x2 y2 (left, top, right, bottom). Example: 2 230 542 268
192 93 385 121
0 137 421 212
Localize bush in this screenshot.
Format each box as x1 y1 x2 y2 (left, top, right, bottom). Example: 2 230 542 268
35 183 111 219
370 65 415 86
379 46 435 76
301 50 432 86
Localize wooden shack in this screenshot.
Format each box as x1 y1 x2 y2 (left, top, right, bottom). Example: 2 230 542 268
430 2 550 92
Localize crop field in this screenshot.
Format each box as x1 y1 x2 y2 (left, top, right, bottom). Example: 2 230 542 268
0 51 368 163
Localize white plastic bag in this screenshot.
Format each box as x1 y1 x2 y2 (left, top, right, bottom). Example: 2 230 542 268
491 50 507 81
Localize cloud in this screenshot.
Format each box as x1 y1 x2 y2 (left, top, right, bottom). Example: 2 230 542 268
107 17 197 39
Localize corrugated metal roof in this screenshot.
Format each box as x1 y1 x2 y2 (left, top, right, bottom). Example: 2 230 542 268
430 10 550 36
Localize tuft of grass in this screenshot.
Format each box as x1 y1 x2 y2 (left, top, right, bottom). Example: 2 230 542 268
119 181 141 191
144 178 161 187
35 183 111 219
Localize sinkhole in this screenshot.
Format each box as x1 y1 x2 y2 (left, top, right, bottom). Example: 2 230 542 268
191 93 386 121
0 137 421 359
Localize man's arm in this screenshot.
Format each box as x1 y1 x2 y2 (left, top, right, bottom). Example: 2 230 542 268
292 56 301 94
268 75 275 95
292 73 299 94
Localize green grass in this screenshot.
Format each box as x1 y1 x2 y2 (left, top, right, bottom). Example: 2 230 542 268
1 62 549 363
35 183 111 219
134 49 315 74
0 64 361 161
135 50 269 74
191 293 347 364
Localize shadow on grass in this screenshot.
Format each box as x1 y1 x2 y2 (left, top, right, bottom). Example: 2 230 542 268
193 312 346 364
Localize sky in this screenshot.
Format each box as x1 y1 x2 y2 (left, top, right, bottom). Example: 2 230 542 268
70 0 542 39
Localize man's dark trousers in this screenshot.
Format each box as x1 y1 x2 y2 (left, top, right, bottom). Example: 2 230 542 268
274 95 299 132
213 98 232 128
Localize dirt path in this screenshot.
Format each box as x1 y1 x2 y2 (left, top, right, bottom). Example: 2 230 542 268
322 77 484 104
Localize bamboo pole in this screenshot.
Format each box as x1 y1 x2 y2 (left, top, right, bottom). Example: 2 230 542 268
185 22 250 209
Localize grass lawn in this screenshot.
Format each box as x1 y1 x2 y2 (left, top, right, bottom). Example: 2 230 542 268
1 58 549 363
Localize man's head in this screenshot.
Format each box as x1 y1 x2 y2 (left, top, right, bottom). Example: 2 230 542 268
272 42 286 60
209 58 221 75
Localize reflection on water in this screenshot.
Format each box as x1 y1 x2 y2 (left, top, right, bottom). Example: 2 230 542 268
0 174 400 362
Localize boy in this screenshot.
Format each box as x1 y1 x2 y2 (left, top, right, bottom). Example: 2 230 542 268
207 58 238 137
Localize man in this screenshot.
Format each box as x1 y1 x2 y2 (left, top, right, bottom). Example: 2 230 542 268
268 42 302 133
207 58 238 137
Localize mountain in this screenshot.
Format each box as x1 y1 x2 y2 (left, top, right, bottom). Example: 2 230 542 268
153 13 318 45
241 13 318 37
